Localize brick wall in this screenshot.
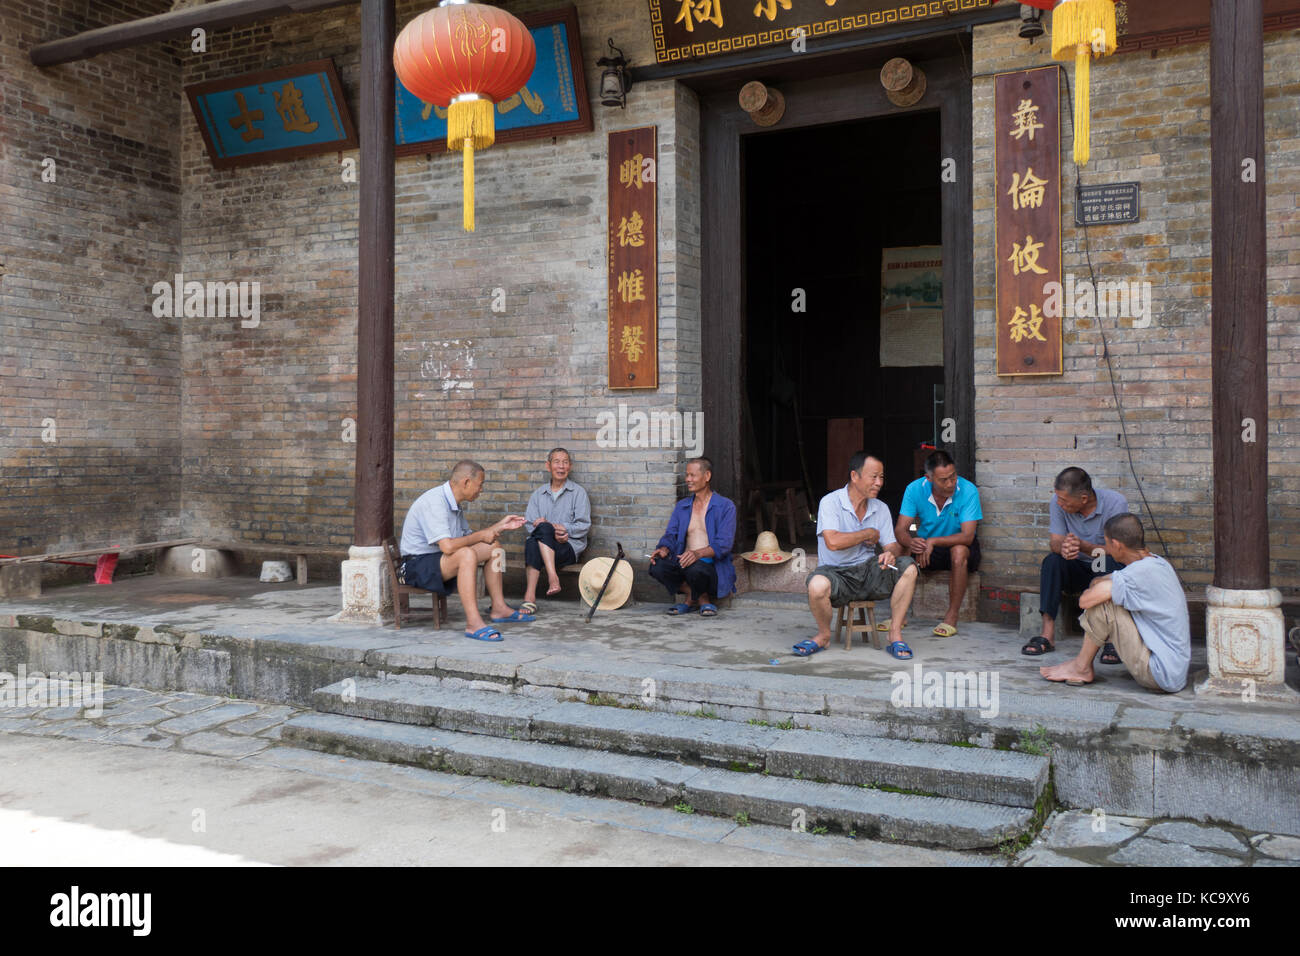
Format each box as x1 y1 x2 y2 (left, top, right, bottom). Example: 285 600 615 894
971 21 1300 600
0 0 183 563
178 0 704 572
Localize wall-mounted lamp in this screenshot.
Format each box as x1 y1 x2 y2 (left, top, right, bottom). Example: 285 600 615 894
1019 4 1046 39
597 39 632 108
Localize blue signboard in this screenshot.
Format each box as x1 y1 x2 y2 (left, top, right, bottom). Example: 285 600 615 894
187 60 357 169
394 8 592 155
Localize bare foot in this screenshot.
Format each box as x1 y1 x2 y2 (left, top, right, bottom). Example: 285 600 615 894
1039 660 1094 684
546 577 561 596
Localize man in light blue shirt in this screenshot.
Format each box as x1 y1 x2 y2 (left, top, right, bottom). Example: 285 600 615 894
796 452 920 660
520 447 592 614
1023 466 1130 659
1041 513 1190 692
399 459 531 642
895 449 983 637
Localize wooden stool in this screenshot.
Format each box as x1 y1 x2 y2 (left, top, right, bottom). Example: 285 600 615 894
834 600 878 650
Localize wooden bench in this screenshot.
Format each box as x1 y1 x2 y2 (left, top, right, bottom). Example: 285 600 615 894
198 541 350 586
0 538 198 598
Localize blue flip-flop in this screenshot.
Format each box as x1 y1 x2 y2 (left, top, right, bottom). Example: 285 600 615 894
887 641 913 660
699 603 718 617
792 639 825 657
666 603 697 615
465 626 503 642
490 609 536 623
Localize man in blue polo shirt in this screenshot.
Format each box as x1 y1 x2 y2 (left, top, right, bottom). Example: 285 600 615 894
796 451 920 660
895 449 983 638
399 459 532 642
1022 466 1129 658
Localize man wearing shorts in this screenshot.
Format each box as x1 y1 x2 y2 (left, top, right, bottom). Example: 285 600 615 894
399 459 533 642
796 452 919 660
895 448 983 637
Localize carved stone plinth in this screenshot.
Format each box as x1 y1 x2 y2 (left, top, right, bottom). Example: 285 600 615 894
331 545 392 625
1195 586 1298 702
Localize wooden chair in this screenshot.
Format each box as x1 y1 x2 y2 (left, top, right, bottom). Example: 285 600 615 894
384 537 447 629
834 600 878 650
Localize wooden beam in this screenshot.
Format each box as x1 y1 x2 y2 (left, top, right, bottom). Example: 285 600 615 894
30 0 358 67
1210 0 1269 590
353 0 395 547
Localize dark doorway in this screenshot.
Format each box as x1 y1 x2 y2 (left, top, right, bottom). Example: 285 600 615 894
743 111 944 533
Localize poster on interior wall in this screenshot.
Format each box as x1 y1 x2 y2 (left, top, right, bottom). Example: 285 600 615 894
879 245 943 367
995 65 1062 377
608 126 658 390
646 0 996 64
394 6 592 157
186 60 357 169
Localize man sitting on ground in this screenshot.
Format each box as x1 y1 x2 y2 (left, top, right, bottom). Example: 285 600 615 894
520 447 591 615
1023 466 1129 660
895 448 983 638
1041 513 1189 692
649 457 736 617
399 459 533 642
797 452 920 660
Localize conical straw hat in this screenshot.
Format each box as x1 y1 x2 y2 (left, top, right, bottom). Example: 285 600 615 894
742 531 794 564
578 556 634 610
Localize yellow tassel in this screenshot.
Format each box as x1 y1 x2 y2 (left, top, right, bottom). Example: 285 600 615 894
1050 0 1116 57
447 98 495 233
1052 0 1115 166
1075 43 1090 165
463 140 474 232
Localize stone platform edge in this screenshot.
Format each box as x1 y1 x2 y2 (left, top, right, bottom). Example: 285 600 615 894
1 611 1297 835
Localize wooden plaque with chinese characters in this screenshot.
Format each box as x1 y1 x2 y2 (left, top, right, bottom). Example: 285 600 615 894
995 66 1062 377
608 126 658 390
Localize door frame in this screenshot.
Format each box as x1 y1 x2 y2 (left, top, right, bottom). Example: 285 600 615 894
698 50 975 501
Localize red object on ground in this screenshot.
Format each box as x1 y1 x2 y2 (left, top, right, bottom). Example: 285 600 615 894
93 553 119 584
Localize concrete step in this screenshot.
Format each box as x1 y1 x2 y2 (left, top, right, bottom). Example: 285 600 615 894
282 711 1035 849
310 677 1049 808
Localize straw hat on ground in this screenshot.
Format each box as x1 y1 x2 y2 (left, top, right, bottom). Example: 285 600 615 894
578 556 634 610
742 531 794 564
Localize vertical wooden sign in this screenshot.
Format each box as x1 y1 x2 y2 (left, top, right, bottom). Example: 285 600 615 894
608 126 658 389
995 65 1062 376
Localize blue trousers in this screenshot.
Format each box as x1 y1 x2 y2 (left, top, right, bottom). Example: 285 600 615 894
649 554 717 602
1039 552 1122 619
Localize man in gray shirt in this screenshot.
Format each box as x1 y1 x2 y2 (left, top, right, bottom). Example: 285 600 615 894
1041 513 1190 692
520 447 591 614
1023 466 1130 660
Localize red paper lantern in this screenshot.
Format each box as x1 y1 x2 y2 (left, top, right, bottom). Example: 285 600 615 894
394 1 537 230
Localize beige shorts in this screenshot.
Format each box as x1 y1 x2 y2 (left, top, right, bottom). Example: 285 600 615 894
1079 601 1162 691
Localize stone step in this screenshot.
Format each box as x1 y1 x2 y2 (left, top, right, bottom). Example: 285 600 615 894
310 677 1048 808
281 711 1035 849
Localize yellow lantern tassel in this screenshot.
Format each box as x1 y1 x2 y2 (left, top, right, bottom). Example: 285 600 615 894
446 96 495 233
1075 42 1090 165
1051 0 1116 166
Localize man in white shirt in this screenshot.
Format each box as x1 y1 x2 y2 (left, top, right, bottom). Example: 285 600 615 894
399 459 531 642
796 452 920 660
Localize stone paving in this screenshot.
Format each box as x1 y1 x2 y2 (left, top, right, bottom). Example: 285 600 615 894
0 676 1295 866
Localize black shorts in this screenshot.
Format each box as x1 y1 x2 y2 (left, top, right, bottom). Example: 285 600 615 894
402 552 456 594
927 537 981 572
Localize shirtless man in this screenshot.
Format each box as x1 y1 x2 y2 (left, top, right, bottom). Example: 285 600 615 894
648 457 737 617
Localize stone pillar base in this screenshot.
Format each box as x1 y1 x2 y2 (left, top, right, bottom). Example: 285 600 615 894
1196 585 1298 702
330 545 392 625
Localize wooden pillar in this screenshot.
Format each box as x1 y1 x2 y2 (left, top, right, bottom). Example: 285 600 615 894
1210 0 1267 591
1201 0 1293 700
354 0 395 547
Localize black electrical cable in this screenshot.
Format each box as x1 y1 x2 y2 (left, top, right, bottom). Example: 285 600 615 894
1060 65 1172 562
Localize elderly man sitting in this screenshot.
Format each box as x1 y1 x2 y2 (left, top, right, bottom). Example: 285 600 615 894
520 447 591 615
796 452 919 660
1040 513 1190 692
399 459 532 642
648 457 737 617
